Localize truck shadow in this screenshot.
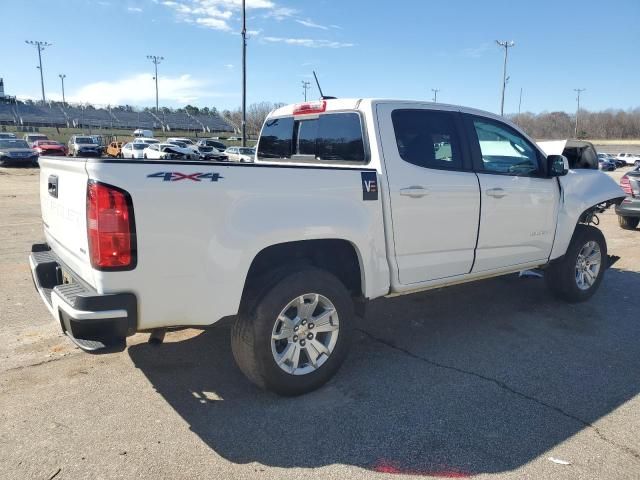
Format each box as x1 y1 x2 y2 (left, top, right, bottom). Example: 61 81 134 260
128 268 640 476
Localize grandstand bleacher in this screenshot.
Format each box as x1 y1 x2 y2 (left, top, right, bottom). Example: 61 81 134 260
15 104 67 126
0 104 16 124
0 100 233 132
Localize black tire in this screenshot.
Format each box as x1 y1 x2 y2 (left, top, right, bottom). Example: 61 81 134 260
618 215 639 230
545 225 607 303
231 266 354 396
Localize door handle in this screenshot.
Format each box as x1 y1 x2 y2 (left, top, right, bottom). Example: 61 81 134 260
400 186 430 198
486 188 507 198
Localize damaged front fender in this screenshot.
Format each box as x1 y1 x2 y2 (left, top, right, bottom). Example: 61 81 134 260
549 169 625 261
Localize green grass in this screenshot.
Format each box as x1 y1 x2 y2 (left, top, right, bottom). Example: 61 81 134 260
1 125 257 148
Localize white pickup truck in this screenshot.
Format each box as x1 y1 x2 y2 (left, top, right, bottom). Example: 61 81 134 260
30 99 625 395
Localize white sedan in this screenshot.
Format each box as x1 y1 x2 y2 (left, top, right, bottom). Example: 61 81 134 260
225 146 255 162
121 142 148 159
142 143 195 160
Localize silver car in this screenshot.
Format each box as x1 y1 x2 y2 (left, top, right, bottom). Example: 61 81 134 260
0 139 39 166
68 135 102 157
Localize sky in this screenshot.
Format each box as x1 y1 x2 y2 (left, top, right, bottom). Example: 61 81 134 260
1 0 639 115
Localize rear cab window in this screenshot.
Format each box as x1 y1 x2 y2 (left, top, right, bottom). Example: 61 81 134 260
257 112 367 164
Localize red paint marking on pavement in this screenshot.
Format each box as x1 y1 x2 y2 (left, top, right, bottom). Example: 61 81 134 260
373 459 472 478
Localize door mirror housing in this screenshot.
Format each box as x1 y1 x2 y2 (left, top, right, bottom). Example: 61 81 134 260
547 155 569 177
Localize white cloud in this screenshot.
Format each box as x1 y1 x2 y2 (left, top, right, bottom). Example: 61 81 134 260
127 6 143 12
40 73 217 106
161 0 281 31
296 19 328 30
263 36 354 49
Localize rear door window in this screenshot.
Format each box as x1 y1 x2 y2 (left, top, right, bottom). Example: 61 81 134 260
391 109 463 170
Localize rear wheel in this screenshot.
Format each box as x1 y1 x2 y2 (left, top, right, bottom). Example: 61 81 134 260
545 225 607 303
231 267 354 396
618 215 639 230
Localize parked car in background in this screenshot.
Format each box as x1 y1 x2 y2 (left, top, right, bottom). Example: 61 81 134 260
90 135 106 155
598 158 616 171
0 132 17 139
133 129 154 138
167 140 200 157
0 138 39 166
616 153 640 166
616 166 640 230
225 146 255 162
106 142 124 158
197 145 227 161
142 143 192 160
33 140 67 157
197 138 227 152
121 142 147 159
23 134 48 147
67 135 101 157
167 137 196 145
133 137 159 145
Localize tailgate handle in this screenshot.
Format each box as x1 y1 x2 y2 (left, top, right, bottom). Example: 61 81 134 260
48 175 58 198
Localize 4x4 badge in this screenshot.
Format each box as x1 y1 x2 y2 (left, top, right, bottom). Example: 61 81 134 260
147 172 223 182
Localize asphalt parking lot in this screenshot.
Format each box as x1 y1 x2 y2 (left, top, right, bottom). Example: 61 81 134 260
1 165 639 480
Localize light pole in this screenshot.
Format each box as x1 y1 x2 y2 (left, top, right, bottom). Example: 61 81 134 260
431 88 440 103
58 74 66 106
496 40 515 116
241 0 247 147
25 40 52 104
146 55 164 113
302 80 311 101
574 88 586 138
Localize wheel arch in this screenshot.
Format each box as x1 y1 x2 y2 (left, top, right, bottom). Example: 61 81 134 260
240 239 366 310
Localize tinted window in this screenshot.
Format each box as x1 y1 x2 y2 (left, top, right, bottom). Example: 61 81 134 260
295 113 365 162
0 140 29 149
258 117 294 159
472 118 539 175
392 109 462 170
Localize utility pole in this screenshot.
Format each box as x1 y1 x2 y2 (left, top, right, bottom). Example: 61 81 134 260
302 80 311 101
431 88 440 103
574 88 586 138
146 55 164 113
58 74 66 106
25 40 52 104
496 40 515 116
241 0 247 147
518 87 523 115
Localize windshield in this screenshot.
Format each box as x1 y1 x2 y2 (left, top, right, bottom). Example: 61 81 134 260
75 137 95 144
0 140 30 149
239 148 255 155
133 144 147 150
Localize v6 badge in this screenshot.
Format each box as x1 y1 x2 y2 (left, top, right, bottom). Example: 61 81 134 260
361 171 378 201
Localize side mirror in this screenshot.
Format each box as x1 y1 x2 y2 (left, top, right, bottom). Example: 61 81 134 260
547 155 569 177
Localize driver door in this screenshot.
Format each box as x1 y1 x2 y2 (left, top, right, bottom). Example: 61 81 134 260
465 114 560 272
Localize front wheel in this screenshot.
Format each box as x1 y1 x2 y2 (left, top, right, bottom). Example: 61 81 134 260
618 215 639 230
231 267 354 396
545 225 607 303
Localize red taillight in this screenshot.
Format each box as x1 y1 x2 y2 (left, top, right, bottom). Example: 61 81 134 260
620 176 633 197
87 182 135 270
293 100 326 116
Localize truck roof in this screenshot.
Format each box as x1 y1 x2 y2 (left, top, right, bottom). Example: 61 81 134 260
270 98 507 122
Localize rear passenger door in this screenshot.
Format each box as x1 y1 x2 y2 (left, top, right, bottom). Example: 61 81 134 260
464 114 559 272
377 104 480 285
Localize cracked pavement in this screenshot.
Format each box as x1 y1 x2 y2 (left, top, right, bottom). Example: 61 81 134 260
1 166 640 479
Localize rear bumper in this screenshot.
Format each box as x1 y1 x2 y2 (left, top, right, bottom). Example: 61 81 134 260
29 244 137 352
615 198 640 218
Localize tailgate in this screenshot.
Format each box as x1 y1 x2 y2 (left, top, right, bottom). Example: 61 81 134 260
39 157 95 287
